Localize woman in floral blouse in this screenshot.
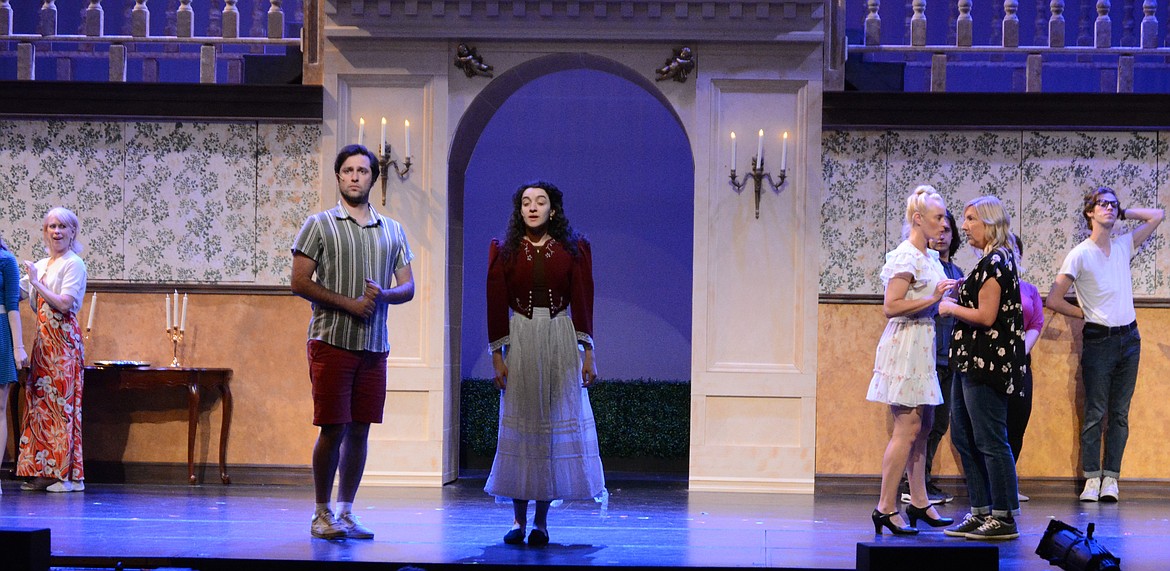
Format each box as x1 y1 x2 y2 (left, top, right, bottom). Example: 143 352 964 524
939 196 1025 541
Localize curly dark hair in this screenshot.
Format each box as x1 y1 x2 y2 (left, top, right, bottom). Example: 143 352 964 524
500 180 582 260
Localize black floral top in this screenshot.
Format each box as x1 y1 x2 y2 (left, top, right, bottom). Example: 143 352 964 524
949 247 1026 394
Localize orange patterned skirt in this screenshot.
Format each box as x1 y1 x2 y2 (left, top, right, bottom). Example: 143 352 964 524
17 296 85 481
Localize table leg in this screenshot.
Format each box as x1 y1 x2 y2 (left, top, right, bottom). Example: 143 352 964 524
219 382 232 484
187 382 199 485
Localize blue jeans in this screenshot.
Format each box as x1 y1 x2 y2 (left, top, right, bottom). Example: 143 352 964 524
1079 327 1141 479
950 371 1019 518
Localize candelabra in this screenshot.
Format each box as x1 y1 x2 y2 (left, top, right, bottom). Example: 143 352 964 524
166 326 184 367
729 156 787 219
378 147 412 206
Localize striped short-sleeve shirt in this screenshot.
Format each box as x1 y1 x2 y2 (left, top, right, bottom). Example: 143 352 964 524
292 202 414 353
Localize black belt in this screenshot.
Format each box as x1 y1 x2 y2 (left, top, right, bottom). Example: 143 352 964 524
1082 320 1137 339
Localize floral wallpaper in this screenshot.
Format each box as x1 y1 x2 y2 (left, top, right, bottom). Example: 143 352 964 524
0 119 321 286
822 130 1169 297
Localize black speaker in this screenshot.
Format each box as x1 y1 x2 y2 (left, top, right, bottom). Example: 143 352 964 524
857 541 999 571
0 527 51 571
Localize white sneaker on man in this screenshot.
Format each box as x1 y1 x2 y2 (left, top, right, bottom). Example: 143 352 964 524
311 510 348 539
338 512 375 539
1099 477 1119 502
1079 477 1101 502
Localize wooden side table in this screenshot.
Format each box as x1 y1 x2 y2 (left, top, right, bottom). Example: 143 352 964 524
83 366 233 484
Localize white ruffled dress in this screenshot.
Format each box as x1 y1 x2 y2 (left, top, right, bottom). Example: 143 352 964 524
865 240 947 407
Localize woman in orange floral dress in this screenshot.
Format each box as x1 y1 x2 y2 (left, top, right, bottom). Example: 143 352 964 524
18 207 87 493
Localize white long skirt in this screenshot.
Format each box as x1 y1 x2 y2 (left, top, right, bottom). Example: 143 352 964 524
485 308 606 501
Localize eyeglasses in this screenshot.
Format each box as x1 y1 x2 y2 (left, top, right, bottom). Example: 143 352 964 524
1094 199 1120 210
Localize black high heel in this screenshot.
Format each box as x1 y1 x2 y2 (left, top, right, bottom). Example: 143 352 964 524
871 509 918 535
906 503 954 527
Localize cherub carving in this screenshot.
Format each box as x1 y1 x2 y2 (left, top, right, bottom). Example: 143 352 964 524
454 43 494 78
655 47 695 83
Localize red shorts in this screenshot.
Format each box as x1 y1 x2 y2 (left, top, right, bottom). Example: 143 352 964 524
307 339 388 426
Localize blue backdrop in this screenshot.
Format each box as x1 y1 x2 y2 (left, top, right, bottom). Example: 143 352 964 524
460 68 694 381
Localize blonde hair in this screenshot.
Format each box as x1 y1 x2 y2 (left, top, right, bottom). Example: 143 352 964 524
964 196 1014 256
44 207 84 254
901 185 944 239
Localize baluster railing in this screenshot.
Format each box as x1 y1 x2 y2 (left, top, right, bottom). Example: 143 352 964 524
844 0 1170 93
2 0 310 85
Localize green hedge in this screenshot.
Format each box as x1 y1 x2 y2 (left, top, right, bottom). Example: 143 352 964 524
460 378 690 461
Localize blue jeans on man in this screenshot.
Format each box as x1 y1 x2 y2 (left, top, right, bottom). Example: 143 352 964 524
950 371 1019 518
1079 327 1141 479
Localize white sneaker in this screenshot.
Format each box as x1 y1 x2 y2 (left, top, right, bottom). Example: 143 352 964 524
337 512 374 539
311 510 347 539
1099 477 1119 502
1017 492 1029 502
46 480 74 493
1080 477 1101 502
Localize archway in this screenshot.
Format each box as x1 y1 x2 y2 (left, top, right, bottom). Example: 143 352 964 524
448 53 695 471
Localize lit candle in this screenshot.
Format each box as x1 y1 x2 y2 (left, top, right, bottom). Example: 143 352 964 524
165 293 172 331
180 293 189 333
358 117 365 146
730 132 737 167
404 119 411 158
379 117 387 156
756 129 764 168
781 131 789 171
86 292 96 331
173 290 180 329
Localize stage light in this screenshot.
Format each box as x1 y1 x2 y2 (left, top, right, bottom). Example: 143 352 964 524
1035 519 1121 571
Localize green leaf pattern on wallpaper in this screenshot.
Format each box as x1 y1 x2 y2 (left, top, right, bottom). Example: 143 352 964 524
821 130 1169 297
0 120 320 286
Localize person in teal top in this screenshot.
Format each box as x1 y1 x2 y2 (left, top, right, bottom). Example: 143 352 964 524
0 235 30 495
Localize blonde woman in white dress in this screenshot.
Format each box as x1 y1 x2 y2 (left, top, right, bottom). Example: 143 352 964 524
867 186 957 534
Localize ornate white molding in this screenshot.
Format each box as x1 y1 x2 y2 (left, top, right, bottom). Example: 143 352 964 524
328 0 826 42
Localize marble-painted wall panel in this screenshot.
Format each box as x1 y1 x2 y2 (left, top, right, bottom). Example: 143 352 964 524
0 119 320 286
822 130 1167 297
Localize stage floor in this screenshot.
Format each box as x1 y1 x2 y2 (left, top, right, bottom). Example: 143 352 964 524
0 476 1161 570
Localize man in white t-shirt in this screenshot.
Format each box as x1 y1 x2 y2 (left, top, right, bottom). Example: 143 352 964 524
1046 187 1163 503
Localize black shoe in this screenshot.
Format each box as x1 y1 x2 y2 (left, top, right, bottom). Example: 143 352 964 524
897 479 911 503
527 528 550 546
906 503 954 527
503 528 525 545
926 481 954 504
871 509 918 535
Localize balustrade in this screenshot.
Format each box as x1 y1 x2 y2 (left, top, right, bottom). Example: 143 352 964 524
845 0 1170 92
1 0 306 84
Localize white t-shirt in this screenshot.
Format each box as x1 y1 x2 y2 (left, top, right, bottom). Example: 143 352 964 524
1056 233 1136 327
23 251 87 316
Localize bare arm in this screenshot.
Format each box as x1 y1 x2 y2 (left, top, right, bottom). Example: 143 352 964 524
1126 206 1164 249
882 273 956 319
368 263 415 306
1024 328 1041 355
290 252 375 319
1045 273 1083 319
940 278 1001 328
7 309 26 369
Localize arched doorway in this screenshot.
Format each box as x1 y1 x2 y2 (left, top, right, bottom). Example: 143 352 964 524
448 53 694 471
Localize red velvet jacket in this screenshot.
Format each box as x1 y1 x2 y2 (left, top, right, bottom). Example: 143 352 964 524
486 237 594 351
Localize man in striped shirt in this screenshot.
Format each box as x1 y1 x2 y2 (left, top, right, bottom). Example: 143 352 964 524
292 144 415 540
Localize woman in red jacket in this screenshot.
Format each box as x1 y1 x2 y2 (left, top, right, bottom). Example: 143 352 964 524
485 181 605 547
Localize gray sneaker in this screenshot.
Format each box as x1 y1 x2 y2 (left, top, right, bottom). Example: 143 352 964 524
965 516 1019 541
311 510 348 540
944 512 987 537
338 512 375 539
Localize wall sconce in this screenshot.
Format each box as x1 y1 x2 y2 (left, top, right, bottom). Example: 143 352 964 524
729 129 788 219
358 116 413 206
